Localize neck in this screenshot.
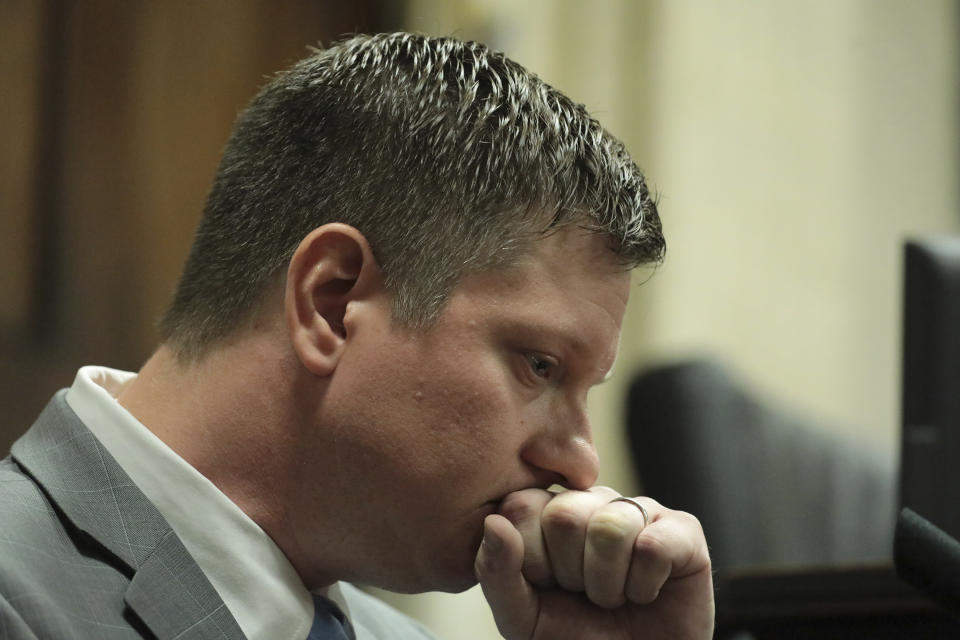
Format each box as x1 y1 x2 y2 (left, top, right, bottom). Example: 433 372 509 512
117 337 308 561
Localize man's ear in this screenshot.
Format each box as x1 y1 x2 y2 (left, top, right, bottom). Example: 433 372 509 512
285 223 382 376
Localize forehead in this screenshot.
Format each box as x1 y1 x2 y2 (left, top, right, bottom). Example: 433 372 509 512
502 228 630 311
442 227 631 368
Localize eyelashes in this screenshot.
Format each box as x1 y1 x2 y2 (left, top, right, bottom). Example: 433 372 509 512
526 353 559 381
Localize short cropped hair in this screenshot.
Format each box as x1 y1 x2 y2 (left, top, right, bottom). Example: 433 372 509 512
160 32 664 361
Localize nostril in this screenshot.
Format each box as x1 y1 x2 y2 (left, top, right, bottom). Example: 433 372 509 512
543 470 569 489
520 461 567 491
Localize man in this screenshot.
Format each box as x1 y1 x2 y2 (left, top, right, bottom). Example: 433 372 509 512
0 33 713 639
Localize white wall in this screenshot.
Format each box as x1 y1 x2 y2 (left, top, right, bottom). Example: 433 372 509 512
383 2 960 638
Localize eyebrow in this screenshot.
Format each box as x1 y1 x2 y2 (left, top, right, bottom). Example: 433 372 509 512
497 318 620 384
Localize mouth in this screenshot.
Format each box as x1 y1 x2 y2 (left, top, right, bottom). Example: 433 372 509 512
481 498 501 514
483 484 553 514
473 498 505 528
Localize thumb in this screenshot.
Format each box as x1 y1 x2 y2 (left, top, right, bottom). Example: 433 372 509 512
475 514 539 640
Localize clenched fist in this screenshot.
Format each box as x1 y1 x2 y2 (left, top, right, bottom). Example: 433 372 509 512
475 487 714 639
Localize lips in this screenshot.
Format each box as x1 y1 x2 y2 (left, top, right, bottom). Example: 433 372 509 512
487 483 557 515
481 499 501 514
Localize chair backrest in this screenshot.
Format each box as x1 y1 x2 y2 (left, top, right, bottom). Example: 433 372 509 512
626 359 896 572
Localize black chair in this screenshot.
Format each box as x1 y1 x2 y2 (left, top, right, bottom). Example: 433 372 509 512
626 358 896 572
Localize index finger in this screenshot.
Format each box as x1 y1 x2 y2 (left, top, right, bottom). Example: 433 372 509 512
497 488 555 587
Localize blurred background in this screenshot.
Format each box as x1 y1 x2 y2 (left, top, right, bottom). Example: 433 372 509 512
2 1 958 638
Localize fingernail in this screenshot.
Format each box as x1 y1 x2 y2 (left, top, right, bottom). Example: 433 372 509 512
482 530 502 555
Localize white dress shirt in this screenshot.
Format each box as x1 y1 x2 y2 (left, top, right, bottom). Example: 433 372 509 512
64 365 360 640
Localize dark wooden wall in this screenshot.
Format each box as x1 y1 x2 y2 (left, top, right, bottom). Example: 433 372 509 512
1 1 399 453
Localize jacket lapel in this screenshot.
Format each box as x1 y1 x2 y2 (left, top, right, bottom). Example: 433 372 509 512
12 391 246 640
126 529 247 639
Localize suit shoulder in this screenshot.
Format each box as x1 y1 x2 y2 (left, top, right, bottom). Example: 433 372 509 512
0 455 132 628
0 456 55 518
0 456 77 563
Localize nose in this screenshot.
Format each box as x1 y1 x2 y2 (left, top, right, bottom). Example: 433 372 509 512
520 417 600 490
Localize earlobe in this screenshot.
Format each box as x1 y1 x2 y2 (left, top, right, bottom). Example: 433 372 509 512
285 224 380 377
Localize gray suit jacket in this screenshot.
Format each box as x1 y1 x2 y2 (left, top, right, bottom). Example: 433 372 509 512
0 392 439 640
1 390 246 639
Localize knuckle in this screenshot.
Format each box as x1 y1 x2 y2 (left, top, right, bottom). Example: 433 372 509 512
588 485 619 500
586 512 634 556
678 511 712 565
541 501 588 536
642 496 664 511
676 508 704 531
663 508 712 568
633 530 668 561
497 492 542 525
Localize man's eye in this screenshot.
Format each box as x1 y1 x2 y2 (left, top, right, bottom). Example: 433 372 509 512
527 354 555 380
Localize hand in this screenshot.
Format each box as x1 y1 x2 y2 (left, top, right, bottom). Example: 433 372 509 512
474 487 714 639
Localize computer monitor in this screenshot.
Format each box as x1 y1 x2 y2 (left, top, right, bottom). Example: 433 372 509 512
899 236 960 540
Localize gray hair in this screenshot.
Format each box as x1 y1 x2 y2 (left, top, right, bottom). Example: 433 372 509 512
160 32 664 361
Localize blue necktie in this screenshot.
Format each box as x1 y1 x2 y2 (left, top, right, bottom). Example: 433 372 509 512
307 594 356 640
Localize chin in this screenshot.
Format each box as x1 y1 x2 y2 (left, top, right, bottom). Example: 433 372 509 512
435 570 480 594
374 552 480 595
433 543 486 593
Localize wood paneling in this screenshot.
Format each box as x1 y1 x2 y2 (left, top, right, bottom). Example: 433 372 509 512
1 1 393 452
0 1 44 334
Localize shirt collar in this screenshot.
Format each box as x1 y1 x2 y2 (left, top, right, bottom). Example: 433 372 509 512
65 365 315 640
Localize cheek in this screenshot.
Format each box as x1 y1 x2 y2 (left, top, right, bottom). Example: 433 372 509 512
410 363 528 480
329 332 526 479
433 349 521 422
410 371 515 465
